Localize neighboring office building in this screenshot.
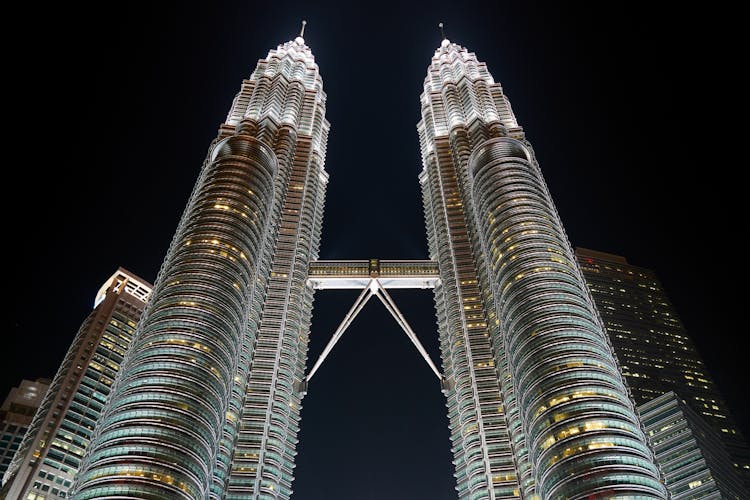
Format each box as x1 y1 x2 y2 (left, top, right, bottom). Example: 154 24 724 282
0 379 50 476
638 391 747 499
576 247 750 486
2 269 151 500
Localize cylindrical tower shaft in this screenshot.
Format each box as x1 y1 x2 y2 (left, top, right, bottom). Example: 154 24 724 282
72 135 277 499
470 137 665 498
419 38 667 498
71 33 328 500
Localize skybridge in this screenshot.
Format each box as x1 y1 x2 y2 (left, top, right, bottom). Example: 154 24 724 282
303 259 449 391
308 259 439 289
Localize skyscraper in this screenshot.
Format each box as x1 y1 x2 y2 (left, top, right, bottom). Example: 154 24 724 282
638 391 747 499
576 247 750 485
0 378 49 476
68 31 666 500
3 269 151 500
416 38 665 499
71 30 329 500
219 29 328 500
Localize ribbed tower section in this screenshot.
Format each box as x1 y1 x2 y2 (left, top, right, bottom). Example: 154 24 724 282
419 39 528 499
419 39 666 499
71 35 328 500
220 36 328 499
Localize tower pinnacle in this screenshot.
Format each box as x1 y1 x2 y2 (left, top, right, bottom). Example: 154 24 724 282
438 22 450 47
294 20 307 45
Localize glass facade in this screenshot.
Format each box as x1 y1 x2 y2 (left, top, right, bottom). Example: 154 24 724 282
576 247 750 488
71 35 329 500
2 269 151 500
418 40 666 498
638 391 747 499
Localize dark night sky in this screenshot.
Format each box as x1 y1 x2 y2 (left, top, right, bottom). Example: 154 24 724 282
6 2 747 498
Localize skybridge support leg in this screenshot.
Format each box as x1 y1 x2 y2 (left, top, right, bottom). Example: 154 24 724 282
371 281 443 381
302 277 445 392
305 281 374 384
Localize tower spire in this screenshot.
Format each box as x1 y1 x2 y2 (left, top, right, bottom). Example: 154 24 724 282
438 22 445 40
300 19 307 38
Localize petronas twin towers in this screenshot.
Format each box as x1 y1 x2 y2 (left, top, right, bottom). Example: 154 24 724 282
70 30 667 499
